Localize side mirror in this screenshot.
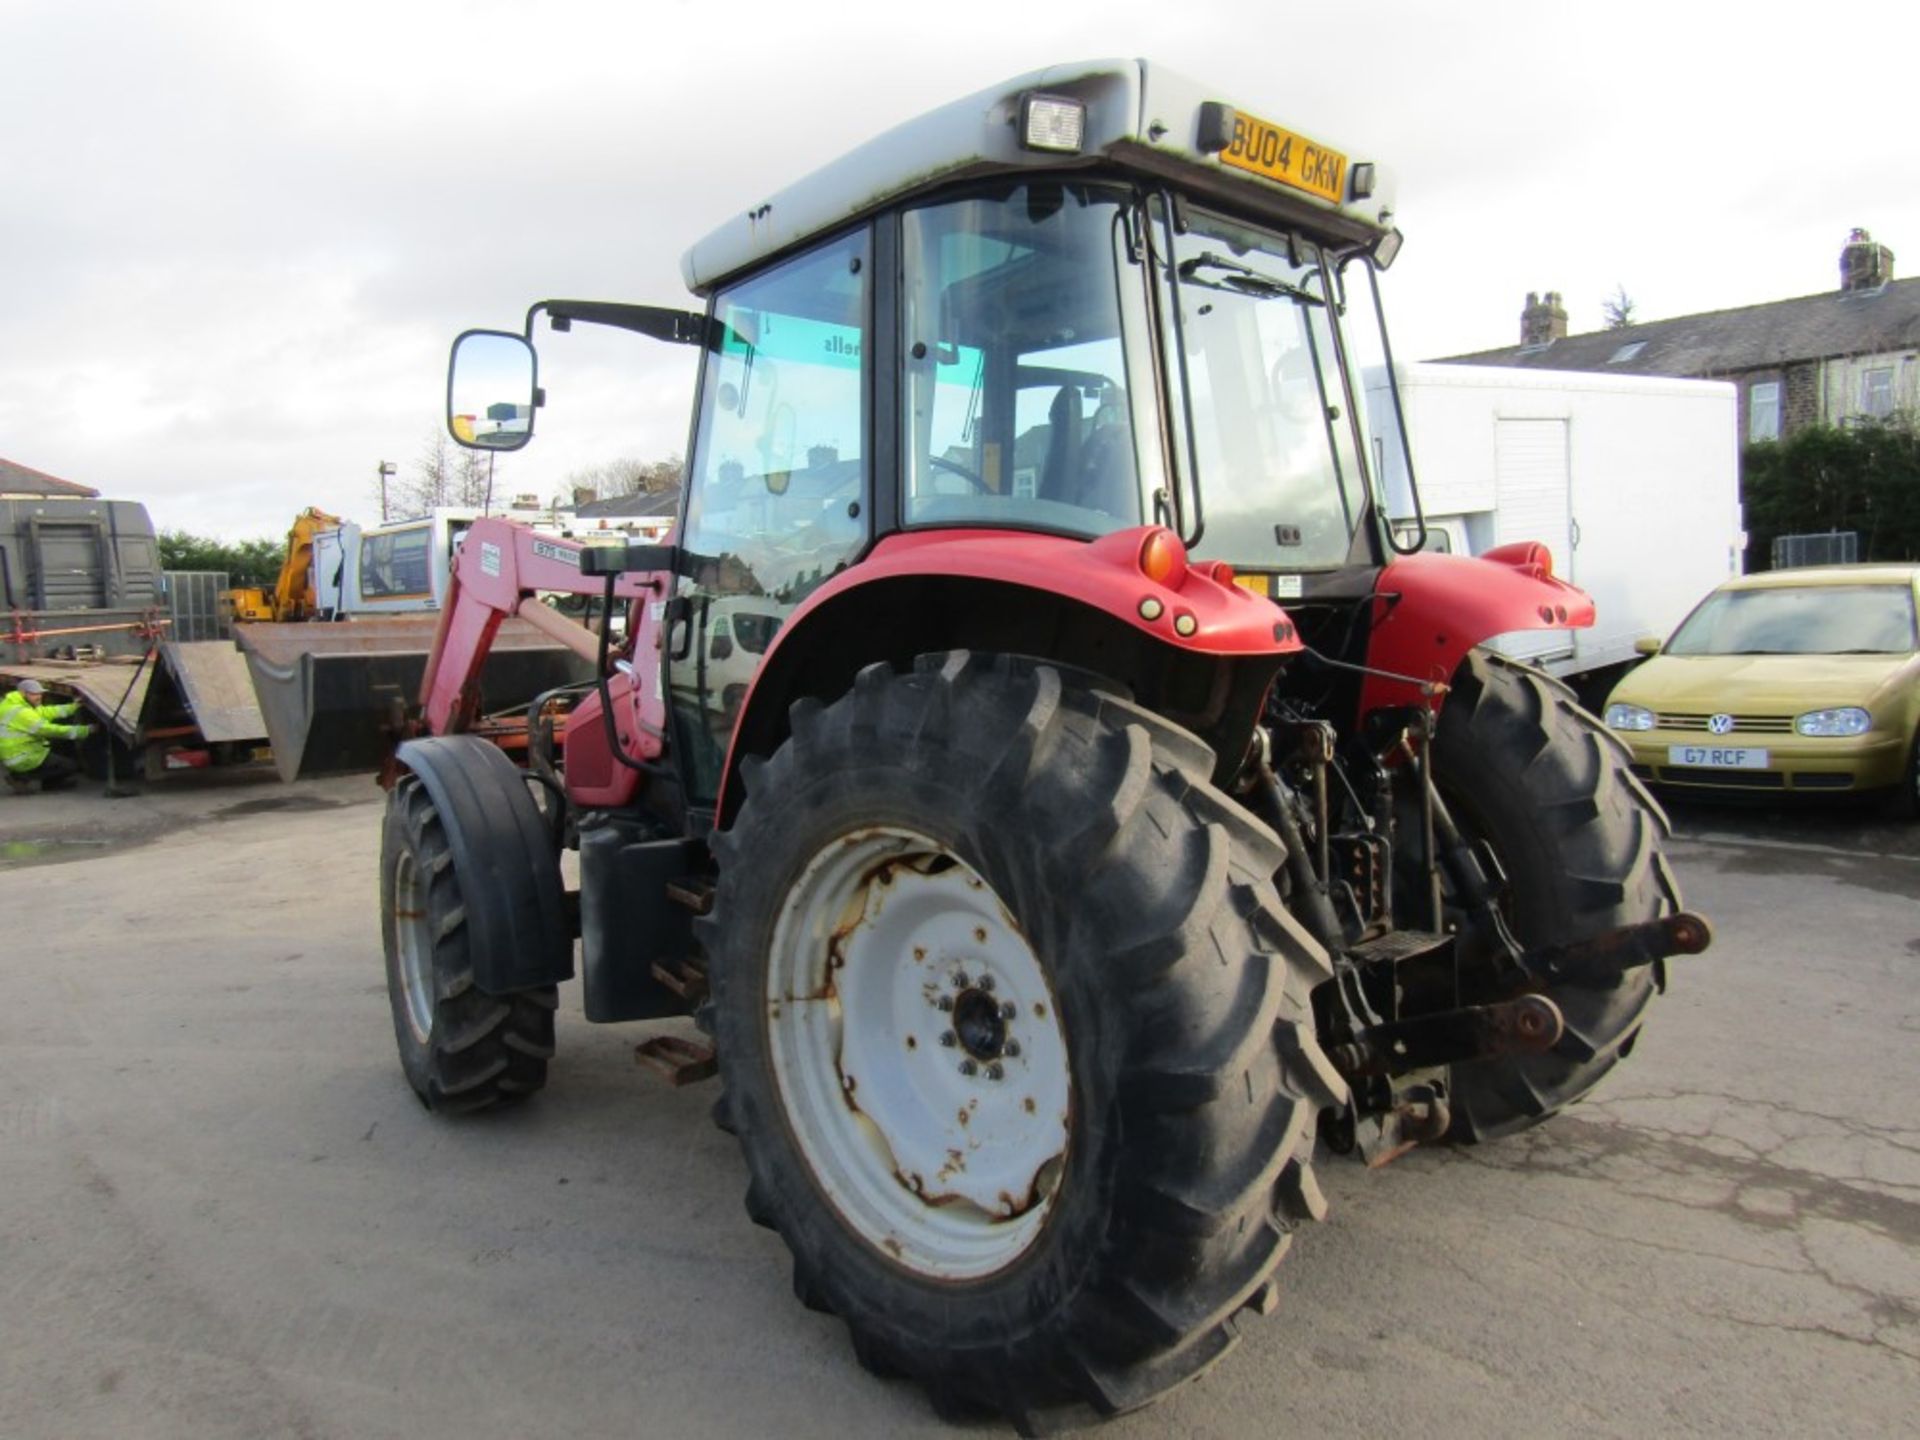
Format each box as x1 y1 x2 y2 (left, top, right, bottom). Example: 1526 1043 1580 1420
448 330 537 451
1633 635 1662 657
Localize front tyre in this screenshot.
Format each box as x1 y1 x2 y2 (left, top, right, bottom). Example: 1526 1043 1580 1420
1432 651 1681 1143
702 653 1343 1429
381 775 557 1112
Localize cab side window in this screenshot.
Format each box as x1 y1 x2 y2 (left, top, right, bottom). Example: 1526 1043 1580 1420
674 229 871 803
682 231 870 608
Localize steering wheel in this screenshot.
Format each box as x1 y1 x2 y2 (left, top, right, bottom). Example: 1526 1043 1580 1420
927 453 991 494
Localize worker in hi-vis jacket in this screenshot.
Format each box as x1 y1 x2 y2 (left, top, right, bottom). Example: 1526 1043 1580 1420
0 679 93 792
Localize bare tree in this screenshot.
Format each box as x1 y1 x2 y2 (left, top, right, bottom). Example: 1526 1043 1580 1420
388 427 505 516
453 447 496 507
1602 283 1638 330
399 428 454 514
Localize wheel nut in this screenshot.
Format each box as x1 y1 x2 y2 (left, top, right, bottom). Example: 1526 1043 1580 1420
937 995 954 1011
939 1031 957 1047
953 972 970 989
959 1059 978 1077
1004 1041 1021 1058
978 974 995 992
986 1063 1004 1081
1000 1001 1017 1020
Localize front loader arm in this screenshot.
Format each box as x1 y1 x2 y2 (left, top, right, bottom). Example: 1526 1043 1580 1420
417 517 665 737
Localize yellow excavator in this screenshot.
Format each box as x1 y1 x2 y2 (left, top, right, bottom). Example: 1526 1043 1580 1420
223 506 341 623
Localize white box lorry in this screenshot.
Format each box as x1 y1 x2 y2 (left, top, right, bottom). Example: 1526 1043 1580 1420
1366 361 1743 701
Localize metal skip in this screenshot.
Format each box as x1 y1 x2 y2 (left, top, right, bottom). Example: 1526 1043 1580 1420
236 616 593 781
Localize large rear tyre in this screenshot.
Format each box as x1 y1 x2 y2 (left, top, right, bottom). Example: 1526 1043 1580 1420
1432 650 1681 1143
381 775 557 1112
701 653 1343 1430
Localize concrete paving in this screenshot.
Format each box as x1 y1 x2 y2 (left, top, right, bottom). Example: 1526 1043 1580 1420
1 770 1914 1438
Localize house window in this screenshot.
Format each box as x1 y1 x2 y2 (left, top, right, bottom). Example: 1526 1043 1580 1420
1861 367 1894 419
1748 381 1781 442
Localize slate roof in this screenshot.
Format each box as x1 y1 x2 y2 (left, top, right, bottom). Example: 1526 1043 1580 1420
1443 276 1920 377
0 457 99 498
574 486 682 520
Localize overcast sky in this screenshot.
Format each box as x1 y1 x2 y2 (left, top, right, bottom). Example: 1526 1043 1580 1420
5 0 1917 540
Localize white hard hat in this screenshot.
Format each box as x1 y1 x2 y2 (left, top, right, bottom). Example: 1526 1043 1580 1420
17 678 44 696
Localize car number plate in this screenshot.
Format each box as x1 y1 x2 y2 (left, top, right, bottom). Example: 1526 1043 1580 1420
1668 744 1770 769
1216 111 1348 204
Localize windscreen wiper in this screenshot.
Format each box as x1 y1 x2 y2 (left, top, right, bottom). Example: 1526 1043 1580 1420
1178 252 1324 305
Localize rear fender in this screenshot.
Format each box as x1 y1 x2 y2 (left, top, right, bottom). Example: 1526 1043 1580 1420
1359 547 1596 717
716 527 1300 824
394 734 574 993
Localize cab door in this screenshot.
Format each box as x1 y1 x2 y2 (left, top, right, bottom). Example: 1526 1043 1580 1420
670 229 872 804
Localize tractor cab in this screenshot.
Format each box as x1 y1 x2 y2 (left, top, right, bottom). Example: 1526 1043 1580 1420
452 60 1412 808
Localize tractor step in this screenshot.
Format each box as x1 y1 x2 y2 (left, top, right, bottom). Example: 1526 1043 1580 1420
650 958 709 1005
667 877 714 915
634 1034 718 1086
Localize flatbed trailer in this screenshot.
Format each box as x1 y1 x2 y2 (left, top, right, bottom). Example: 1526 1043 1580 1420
1 638 270 779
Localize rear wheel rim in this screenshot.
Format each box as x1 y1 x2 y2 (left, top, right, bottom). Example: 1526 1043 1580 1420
765 827 1071 1281
392 850 433 1043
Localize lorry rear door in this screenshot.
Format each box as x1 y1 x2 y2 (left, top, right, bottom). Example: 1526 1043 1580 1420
1490 417 1573 665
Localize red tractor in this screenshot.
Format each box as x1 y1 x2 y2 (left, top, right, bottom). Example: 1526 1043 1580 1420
384 61 1707 1430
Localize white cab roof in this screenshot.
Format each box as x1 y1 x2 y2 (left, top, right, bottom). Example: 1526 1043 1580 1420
680 58 1397 294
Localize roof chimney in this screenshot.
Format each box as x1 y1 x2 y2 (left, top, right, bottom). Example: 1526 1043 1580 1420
1520 290 1568 346
1840 228 1894 291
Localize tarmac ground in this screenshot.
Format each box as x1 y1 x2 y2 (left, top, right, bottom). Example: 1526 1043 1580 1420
2 765 1915 1438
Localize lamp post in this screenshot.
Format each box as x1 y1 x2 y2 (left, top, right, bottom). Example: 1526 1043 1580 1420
377 460 396 523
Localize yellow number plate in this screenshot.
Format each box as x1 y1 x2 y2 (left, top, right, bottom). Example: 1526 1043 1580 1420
1217 111 1348 205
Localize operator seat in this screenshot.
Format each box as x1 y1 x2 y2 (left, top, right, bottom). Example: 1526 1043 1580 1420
1037 385 1082 505
1073 384 1139 520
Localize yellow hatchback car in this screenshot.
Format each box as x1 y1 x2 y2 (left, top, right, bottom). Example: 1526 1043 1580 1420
1603 565 1920 814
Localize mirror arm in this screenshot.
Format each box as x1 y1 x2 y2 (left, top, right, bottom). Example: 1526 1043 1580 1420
526 299 710 347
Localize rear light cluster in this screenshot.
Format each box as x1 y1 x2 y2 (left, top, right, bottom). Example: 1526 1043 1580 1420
1086 525 1266 645
1137 529 1186 586
1133 528 1194 636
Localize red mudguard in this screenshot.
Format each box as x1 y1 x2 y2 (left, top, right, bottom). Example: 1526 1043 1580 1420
714 525 1301 816
1358 543 1595 716
767 527 1301 658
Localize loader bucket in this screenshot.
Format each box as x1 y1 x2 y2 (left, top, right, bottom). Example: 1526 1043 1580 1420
236 617 594 781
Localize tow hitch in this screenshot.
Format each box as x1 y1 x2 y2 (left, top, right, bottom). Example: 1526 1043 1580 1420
1330 994 1564 1079
1326 910 1712 1166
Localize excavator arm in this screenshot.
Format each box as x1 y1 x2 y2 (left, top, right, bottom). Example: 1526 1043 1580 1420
417 516 674 751
273 507 342 620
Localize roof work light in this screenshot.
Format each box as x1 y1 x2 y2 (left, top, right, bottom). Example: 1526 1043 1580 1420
1020 94 1085 153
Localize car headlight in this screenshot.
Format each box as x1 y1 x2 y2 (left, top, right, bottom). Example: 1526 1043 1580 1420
1795 707 1871 737
1605 703 1656 732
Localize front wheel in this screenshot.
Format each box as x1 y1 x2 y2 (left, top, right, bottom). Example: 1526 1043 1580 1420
381 775 557 1112
1429 650 1682 1143
702 653 1343 1428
